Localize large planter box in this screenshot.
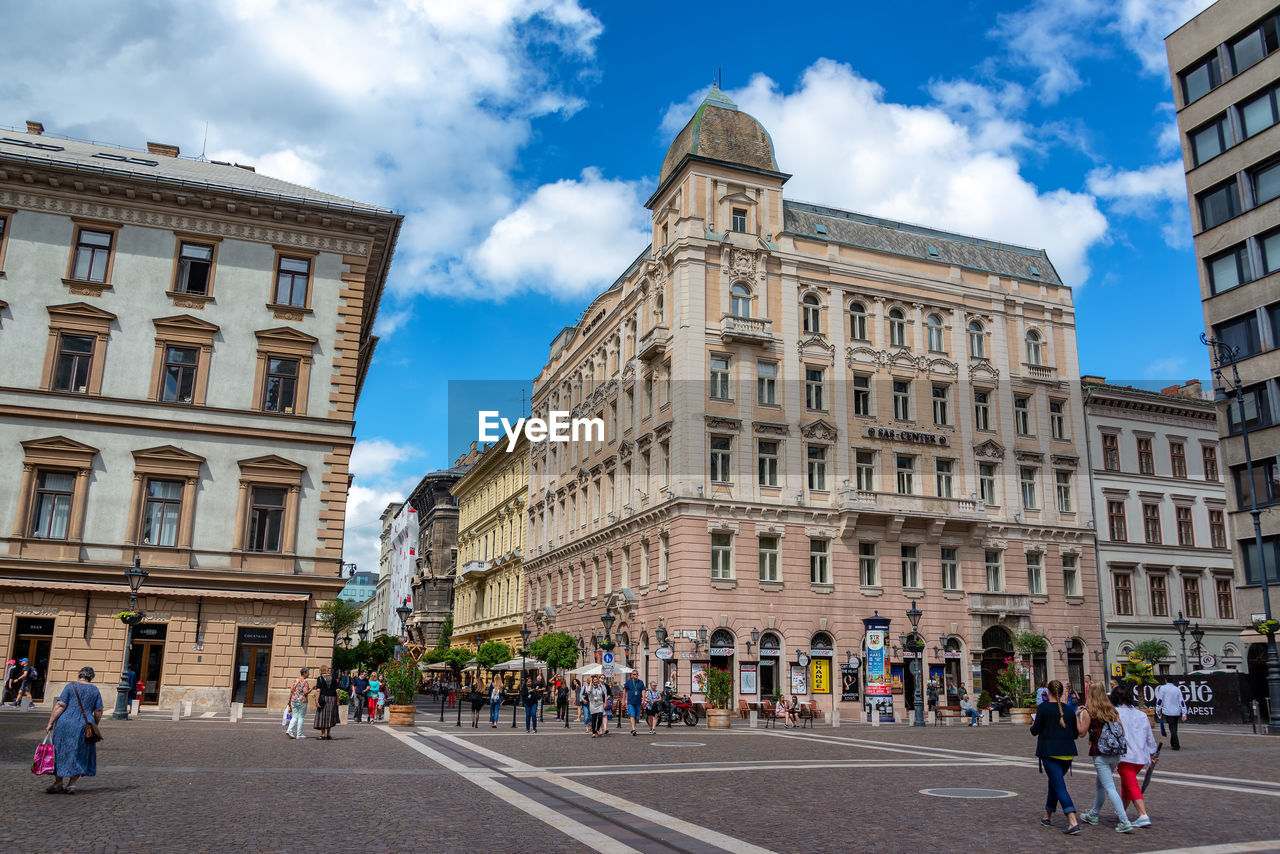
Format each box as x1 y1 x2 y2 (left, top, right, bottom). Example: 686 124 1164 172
387 705 416 727
705 708 732 729
1009 707 1034 726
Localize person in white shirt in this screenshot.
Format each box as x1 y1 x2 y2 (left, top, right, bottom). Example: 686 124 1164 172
1154 678 1187 750
1114 686 1159 828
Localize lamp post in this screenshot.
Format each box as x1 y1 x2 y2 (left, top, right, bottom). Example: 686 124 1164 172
1191 624 1205 666
113 558 149 720
745 627 760 657
906 602 924 727
342 634 351 649
1173 611 1190 675
514 625 531 728
1205 333 1280 733
358 626 369 645
396 600 412 642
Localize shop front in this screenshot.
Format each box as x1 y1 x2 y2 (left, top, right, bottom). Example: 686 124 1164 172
8 616 53 701
231 627 274 708
758 632 782 699
128 623 167 704
809 632 833 716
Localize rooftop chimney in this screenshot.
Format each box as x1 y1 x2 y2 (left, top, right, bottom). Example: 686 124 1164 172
26 121 44 135
1080 374 1106 386
146 141 180 158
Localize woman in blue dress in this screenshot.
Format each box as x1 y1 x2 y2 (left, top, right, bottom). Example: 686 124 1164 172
42 666 103 794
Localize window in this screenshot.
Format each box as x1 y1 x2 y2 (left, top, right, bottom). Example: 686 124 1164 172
757 361 776 404
1181 53 1220 103
1176 506 1195 546
932 384 950 425
805 367 825 410
0 212 7 271
984 550 1003 592
1019 467 1037 510
1102 433 1120 471
732 283 752 318
978 463 997 506
855 450 875 491
1245 85 1280 140
731 208 747 233
893 380 911 420
1027 553 1044 596
1025 329 1043 365
261 357 299 413
1252 157 1280 206
1063 555 1080 598
926 314 944 352
859 543 879 586
849 302 868 340
935 459 953 498
1203 445 1219 482
901 545 920 588
974 390 991 431
1055 471 1073 512
1226 383 1273 433
71 228 113 282
1230 15 1279 73
710 436 732 483
30 471 74 539
1107 500 1127 541
53 334 94 394
710 356 731 400
247 486 286 552
1150 575 1169 617
1113 573 1133 616
896 455 915 494
802 294 822 335
1137 437 1154 475
1049 400 1067 440
968 321 985 359
1014 396 1032 436
1233 457 1280 506
758 441 779 487
161 346 198 403
941 547 959 590
1243 534 1280 585
141 479 183 547
759 536 780 582
1143 503 1162 544
1190 114 1230 165
810 539 830 584
1198 179 1240 230
274 256 311 307
1170 442 1188 478
852 375 871 416
173 241 215 295
1215 311 1262 358
1216 577 1235 619
711 532 733 580
1209 508 1227 548
1208 244 1253 294
807 445 828 491
888 308 907 347
1183 575 1203 619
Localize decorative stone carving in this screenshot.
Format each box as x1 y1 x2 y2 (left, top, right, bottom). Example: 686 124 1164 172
654 421 673 439
1051 454 1080 468
982 538 1009 551
704 415 742 433
1014 450 1045 463
888 348 926 373
14 606 59 616
969 360 1000 382
272 308 305 322
973 439 1006 460
800 419 839 442
806 526 836 540
847 346 886 370
926 357 958 376
730 248 756 277
753 420 790 436
798 334 836 365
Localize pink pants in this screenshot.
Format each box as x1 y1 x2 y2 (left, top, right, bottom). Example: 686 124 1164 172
367 696 378 718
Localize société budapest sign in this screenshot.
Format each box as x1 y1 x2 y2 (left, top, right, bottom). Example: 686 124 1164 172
865 427 949 446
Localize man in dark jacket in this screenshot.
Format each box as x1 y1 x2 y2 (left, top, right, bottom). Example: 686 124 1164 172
351 671 369 723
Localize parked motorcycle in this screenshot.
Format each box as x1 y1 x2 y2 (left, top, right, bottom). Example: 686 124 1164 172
991 693 1013 717
655 695 698 726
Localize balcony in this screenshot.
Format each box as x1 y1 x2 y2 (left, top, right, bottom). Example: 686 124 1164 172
838 489 986 518
1022 363 1057 383
457 559 490 580
720 313 774 346
638 325 670 360
968 592 1032 616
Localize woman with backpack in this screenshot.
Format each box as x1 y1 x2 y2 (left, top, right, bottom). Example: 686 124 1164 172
1112 685 1159 829
1075 684 1133 833
1029 679 1081 835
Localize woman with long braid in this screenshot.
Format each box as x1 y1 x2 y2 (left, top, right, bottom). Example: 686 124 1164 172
1030 679 1081 834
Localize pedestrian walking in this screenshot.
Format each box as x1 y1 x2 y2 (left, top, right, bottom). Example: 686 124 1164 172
577 678 590 729
586 675 607 737
1030 679 1081 835
41 667 102 794
624 671 644 736
489 676 503 728
1076 684 1134 833
1113 686 1159 829
644 682 660 734
366 672 380 722
286 667 311 739
469 680 485 727
351 671 368 723
11 658 37 708
313 665 340 739
556 678 570 724
2 659 16 703
1154 677 1187 750
376 677 387 721
1036 682 1050 706
522 678 542 732
926 681 939 722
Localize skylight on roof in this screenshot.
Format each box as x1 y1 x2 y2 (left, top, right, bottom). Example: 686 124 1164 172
92 152 158 167
814 223 827 234
1029 265 1040 277
926 244 940 257
1 136 64 152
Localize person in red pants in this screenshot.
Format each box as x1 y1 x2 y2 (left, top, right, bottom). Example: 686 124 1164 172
366 672 380 722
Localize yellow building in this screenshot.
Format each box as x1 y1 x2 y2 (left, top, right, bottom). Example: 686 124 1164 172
452 435 528 658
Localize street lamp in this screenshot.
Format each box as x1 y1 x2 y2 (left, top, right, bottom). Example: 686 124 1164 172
358 626 369 645
745 627 760 656
1204 333 1280 733
600 611 617 651
396 600 412 641
906 602 924 727
1173 611 1190 675
113 558 149 720
342 634 352 649
514 625 531 728
1191 623 1205 665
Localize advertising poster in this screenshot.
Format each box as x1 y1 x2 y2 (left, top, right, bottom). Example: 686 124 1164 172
790 664 808 694
863 614 892 722
739 663 757 695
810 657 831 694
840 664 860 702
690 662 707 694
890 664 904 694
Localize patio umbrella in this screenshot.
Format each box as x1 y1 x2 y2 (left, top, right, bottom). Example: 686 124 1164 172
491 657 549 672
569 662 635 677
423 662 452 672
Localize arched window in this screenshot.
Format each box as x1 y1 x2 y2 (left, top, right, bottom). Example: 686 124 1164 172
731 283 751 318
810 631 833 653
926 314 944 352
654 294 665 324
802 293 822 334
1025 329 1043 365
849 301 868 340
968 320 985 359
888 308 907 348
981 625 1012 652
710 628 735 651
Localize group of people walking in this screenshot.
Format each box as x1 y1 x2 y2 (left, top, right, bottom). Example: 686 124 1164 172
283 666 344 739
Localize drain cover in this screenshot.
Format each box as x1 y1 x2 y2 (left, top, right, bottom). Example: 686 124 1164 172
650 742 705 748
920 788 1016 799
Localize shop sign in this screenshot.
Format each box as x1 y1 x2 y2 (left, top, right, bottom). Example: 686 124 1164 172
237 627 273 645
902 651 918 659
865 426 949 446
1139 674 1251 724
810 648 833 658
863 613 891 702
710 646 735 657
789 664 808 694
811 657 831 694
840 664 860 702
943 651 963 660
1127 652 1144 664
759 648 781 657
1200 653 1217 668
691 662 707 694
655 646 674 661
797 652 810 667
739 663 757 695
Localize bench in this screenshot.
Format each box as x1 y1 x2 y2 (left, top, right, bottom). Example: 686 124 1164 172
797 703 816 728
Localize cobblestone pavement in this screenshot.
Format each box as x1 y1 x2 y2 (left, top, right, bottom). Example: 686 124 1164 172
2 704 1279 853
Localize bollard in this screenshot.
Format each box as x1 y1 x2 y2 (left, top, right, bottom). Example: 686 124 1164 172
871 710 880 727
231 702 243 722
130 699 140 717
182 700 192 718
749 710 758 728
831 709 840 728
171 704 180 721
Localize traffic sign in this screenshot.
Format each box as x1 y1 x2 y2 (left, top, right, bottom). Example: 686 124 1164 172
602 651 614 665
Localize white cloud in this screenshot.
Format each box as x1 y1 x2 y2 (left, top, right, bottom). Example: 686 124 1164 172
717 62 1108 285
343 438 425 578
1087 160 1190 246
372 307 412 339
350 438 422 480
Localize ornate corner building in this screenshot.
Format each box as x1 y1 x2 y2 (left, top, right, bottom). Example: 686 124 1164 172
405 464 472 648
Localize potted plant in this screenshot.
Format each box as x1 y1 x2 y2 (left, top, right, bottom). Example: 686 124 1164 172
383 654 422 727
115 610 145 626
996 657 1033 724
704 667 734 729
1124 639 1169 723
1254 618 1279 636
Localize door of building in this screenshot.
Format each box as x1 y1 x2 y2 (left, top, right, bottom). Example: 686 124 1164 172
231 627 274 707
127 623 167 704
10 617 54 701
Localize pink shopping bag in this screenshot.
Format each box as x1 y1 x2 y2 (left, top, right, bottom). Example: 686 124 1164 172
32 734 55 775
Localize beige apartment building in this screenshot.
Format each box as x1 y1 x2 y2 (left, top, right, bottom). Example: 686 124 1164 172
522 89 1100 718
1168 0 1280 702
0 121 400 711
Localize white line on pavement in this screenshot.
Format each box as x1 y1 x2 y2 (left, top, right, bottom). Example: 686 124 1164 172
1132 841 1280 854
539 760 1009 777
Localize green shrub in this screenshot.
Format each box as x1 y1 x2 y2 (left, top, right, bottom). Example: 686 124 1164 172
705 667 733 710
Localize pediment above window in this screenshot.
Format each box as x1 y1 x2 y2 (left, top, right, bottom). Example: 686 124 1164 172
47 302 117 333
801 418 838 442
133 445 206 478
154 314 219 345
21 435 99 469
973 439 1006 461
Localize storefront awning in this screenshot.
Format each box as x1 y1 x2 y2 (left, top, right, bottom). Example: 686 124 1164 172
0 577 310 602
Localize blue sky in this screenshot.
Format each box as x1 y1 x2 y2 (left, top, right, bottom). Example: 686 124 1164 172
1 0 1215 573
